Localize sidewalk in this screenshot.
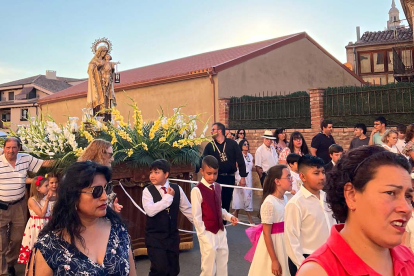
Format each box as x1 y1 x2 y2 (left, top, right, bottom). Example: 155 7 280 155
230 192 262 225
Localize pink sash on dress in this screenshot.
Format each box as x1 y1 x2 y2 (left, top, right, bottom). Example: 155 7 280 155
244 222 284 262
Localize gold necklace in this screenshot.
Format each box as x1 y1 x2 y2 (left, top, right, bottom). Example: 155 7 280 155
214 140 228 162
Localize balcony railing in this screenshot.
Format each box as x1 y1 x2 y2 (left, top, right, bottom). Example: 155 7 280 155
393 46 414 82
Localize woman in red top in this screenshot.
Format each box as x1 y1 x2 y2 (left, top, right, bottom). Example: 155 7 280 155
297 146 414 276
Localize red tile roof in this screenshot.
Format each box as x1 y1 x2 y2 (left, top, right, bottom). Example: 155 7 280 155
347 28 413 47
40 32 363 104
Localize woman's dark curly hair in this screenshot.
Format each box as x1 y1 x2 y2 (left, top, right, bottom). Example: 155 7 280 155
39 161 123 248
325 146 412 223
238 139 248 150
288 131 309 155
274 128 287 144
236 129 246 140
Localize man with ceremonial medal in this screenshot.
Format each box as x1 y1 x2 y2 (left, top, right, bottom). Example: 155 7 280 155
202 122 247 216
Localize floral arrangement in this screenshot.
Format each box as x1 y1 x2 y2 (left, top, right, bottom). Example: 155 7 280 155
12 98 210 170
10 116 81 159
80 100 210 167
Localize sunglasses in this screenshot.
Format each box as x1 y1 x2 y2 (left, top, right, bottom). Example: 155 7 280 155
243 143 249 146
105 151 114 158
81 182 113 199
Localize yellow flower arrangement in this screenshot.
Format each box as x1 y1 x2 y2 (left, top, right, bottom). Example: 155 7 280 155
83 131 94 143
118 129 132 143
75 147 85 157
149 118 162 140
133 104 144 136
127 148 133 157
141 142 148 151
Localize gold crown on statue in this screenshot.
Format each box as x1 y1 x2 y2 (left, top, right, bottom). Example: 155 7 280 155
91 37 113 54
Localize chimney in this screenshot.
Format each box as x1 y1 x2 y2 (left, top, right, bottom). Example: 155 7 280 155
45 70 57 80
356 26 361 42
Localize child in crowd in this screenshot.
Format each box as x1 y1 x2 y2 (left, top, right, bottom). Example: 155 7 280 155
284 155 336 276
191 155 238 276
247 165 292 276
324 144 343 173
17 176 53 264
142 159 193 276
46 173 59 210
396 124 407 153
286 153 302 201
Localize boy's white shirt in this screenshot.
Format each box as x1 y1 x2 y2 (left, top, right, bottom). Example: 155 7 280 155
285 167 302 196
284 185 336 267
142 179 193 223
191 178 234 237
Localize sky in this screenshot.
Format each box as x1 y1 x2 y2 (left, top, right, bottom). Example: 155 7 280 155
0 0 405 83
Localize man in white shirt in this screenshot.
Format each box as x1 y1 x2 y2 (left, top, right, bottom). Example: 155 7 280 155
0 137 53 276
255 130 278 186
284 155 336 276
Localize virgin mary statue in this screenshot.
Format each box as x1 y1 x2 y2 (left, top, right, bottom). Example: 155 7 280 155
87 45 107 115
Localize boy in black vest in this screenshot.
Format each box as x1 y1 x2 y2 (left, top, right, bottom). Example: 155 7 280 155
191 155 238 276
142 159 193 276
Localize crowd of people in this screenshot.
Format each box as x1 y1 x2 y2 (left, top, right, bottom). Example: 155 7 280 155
0 117 414 275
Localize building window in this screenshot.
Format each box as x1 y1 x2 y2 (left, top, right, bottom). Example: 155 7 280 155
21 109 28 121
28 89 36 99
2 113 10 122
402 50 413 68
8 92 14 101
359 53 371 73
373 52 385 72
388 51 393 72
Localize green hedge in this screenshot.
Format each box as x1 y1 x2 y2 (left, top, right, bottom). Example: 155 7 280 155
228 91 310 129
323 83 414 127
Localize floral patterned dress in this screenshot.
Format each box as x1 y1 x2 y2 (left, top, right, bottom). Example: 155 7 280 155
18 197 51 264
32 222 131 275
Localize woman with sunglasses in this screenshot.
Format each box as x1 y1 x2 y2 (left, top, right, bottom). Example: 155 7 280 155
279 131 309 165
232 139 255 224
297 146 414 275
78 139 123 213
27 161 137 276
236 129 246 143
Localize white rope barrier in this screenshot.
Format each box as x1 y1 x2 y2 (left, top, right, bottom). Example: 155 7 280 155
118 181 197 233
117 180 256 232
168 178 264 191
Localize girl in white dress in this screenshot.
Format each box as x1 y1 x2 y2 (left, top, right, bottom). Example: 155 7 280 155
246 164 292 276
17 176 53 264
232 139 254 224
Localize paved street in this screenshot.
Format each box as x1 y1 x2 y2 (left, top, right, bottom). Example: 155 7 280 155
135 212 261 276
135 193 262 275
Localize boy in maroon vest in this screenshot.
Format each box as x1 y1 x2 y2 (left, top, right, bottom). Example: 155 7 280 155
191 155 238 276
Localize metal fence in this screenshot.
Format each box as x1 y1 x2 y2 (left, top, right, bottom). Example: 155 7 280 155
228 91 310 129
323 83 414 127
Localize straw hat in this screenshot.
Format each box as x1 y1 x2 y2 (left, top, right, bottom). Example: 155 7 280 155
261 130 276 139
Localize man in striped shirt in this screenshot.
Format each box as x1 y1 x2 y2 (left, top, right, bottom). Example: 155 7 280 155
0 137 52 276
